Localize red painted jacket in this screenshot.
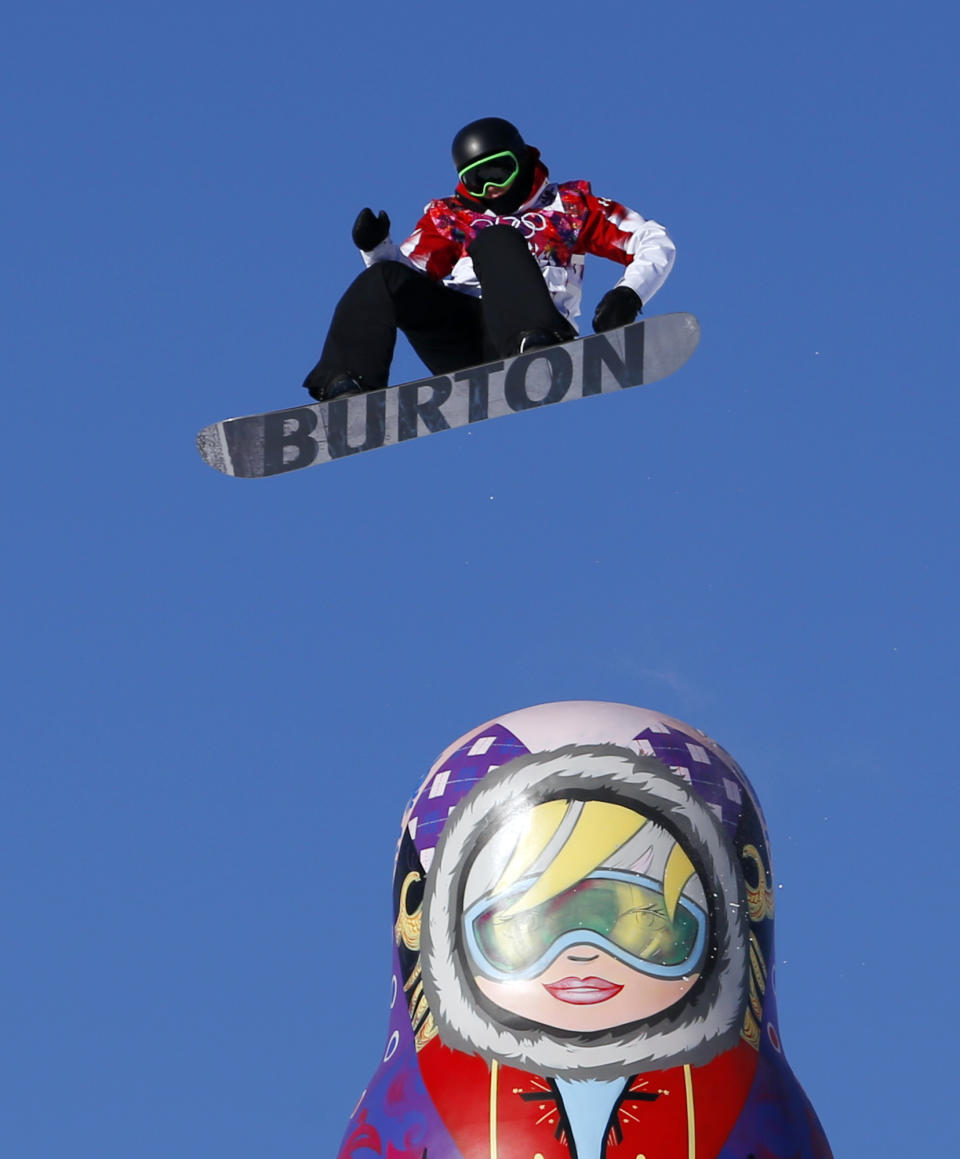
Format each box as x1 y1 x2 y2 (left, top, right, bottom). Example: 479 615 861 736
416 1035 759 1159
360 152 675 327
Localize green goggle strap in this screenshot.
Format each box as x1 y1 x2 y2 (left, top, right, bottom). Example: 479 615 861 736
458 150 520 195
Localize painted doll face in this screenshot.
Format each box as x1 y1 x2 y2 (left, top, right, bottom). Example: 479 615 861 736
461 800 708 1033
472 943 700 1032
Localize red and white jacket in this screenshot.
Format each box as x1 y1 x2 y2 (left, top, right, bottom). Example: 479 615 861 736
359 152 675 328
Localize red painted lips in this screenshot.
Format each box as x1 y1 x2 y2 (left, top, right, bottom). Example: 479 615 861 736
542 976 625 1004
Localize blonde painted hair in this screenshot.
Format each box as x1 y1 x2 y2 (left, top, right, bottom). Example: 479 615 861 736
480 799 698 921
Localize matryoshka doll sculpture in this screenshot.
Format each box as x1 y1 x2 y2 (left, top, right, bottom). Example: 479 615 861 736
338 702 832 1159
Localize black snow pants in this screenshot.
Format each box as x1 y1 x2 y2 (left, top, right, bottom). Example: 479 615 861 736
303 224 575 396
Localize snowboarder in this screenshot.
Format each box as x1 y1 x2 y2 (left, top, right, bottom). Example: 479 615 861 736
302 117 676 402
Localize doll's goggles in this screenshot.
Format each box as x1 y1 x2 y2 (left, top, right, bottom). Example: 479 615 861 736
464 870 707 982
458 150 520 197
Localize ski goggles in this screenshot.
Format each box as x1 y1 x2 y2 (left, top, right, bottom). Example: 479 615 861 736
458 150 521 198
464 870 707 982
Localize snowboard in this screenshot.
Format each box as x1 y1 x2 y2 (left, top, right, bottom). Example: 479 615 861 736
196 312 700 479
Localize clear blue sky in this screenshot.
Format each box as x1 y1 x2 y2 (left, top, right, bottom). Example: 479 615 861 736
3 2 957 1156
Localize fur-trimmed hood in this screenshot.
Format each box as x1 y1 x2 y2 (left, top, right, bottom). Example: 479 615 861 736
420 744 749 1080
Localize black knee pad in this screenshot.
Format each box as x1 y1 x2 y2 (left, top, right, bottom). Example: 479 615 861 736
359 260 400 287
467 222 530 259
353 260 431 303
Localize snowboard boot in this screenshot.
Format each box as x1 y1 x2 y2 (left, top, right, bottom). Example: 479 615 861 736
305 372 365 403
323 374 365 401
510 324 577 355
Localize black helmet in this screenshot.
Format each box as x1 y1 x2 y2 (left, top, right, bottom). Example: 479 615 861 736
451 117 526 173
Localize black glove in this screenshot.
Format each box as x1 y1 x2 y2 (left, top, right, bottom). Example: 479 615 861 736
592 286 642 333
352 208 390 251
